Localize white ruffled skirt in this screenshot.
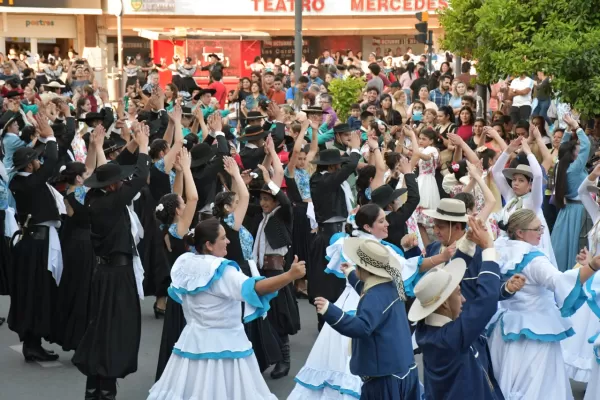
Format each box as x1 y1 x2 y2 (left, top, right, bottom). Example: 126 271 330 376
148 353 277 400
584 351 600 400
561 303 600 382
288 284 362 400
488 323 574 400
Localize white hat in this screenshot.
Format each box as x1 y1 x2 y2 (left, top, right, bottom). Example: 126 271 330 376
44 81 65 89
423 198 469 223
343 238 406 300
408 258 467 322
502 164 532 180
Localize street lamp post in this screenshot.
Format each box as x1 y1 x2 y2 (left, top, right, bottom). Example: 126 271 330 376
294 0 302 110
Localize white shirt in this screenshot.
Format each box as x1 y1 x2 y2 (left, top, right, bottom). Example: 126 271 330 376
510 76 534 107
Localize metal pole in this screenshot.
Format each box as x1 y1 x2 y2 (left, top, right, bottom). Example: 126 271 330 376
117 5 124 98
427 30 433 72
294 0 303 110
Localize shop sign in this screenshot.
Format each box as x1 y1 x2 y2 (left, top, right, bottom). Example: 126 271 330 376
123 0 447 15
0 14 77 38
262 37 319 61
0 0 102 13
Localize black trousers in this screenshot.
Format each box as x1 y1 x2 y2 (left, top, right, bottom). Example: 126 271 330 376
510 105 532 124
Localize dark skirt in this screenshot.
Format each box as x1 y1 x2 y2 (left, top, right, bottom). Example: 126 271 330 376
262 269 301 336
0 210 12 296
291 204 312 267
307 230 346 304
178 76 197 93
72 263 141 379
51 227 95 351
360 369 421 400
155 297 186 382
7 227 57 341
171 75 183 90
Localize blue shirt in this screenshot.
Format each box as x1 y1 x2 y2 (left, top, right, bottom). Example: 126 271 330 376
245 94 268 111
347 116 362 130
2 133 26 171
309 77 324 87
285 86 307 102
429 88 452 108
224 214 254 261
323 275 416 378
417 253 505 400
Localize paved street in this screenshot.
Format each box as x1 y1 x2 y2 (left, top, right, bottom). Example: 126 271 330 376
0 296 587 399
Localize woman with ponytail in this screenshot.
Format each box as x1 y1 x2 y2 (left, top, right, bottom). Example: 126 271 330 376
551 114 592 272
51 129 105 351
154 147 199 381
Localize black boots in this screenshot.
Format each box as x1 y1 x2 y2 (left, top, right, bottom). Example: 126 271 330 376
86 376 116 400
270 335 290 379
22 338 59 362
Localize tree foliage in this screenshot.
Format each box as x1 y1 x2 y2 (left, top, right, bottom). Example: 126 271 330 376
328 77 366 122
438 0 600 116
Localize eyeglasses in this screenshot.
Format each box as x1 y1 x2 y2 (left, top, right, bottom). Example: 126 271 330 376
521 225 545 233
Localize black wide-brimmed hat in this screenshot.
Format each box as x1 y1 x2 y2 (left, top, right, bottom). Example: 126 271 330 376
12 146 41 171
193 88 217 100
4 90 21 99
305 106 326 114
103 136 127 155
310 148 346 166
239 125 269 142
333 123 353 134
84 163 135 188
78 112 104 124
0 111 21 132
182 106 194 116
208 53 221 61
190 142 216 168
250 183 276 198
245 111 267 121
370 185 408 209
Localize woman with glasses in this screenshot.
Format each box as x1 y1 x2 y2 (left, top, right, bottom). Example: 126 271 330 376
489 208 598 400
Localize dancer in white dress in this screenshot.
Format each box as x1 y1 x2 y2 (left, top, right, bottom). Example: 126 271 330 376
148 219 306 400
491 136 557 267
561 171 600 383
288 204 421 400
488 209 597 400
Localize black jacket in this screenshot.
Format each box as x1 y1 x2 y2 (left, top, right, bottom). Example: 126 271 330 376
10 140 60 225
252 189 293 250
385 173 420 247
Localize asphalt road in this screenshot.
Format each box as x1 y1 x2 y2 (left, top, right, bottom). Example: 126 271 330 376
0 296 587 399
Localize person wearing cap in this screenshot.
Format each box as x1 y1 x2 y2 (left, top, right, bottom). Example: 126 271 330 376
410 216 507 400
314 238 421 399
303 105 335 148
7 117 62 363
0 111 26 170
309 132 361 330
490 208 598 400
291 204 422 399
250 152 300 380
370 156 420 249
200 53 227 75
491 136 557 267
72 124 150 400
238 124 270 171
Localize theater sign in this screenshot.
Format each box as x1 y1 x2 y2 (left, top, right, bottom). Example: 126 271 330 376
123 0 448 15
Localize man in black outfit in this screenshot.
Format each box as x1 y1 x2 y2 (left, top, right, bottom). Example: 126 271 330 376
370 156 420 248
308 132 361 331
72 125 150 400
8 117 61 363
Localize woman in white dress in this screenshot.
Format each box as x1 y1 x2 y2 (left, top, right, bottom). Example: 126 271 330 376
489 209 598 400
288 204 421 400
148 218 306 400
491 136 557 267
561 167 600 398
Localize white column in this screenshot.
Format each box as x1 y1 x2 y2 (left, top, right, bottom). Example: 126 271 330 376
0 13 7 55
30 38 38 57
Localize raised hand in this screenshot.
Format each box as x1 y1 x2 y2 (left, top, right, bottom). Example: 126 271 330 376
289 255 306 279
507 136 523 153
179 147 191 170
466 216 493 249
223 156 240 176
257 164 271 183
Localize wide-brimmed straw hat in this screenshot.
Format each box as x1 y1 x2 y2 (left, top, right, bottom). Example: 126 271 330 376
423 198 469 223
502 164 533 180
84 163 135 188
408 259 467 322
343 238 403 279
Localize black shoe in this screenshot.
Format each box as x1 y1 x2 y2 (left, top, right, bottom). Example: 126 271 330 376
23 345 59 362
270 337 290 379
85 389 98 400
0 317 5 326
153 302 165 319
97 390 116 400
